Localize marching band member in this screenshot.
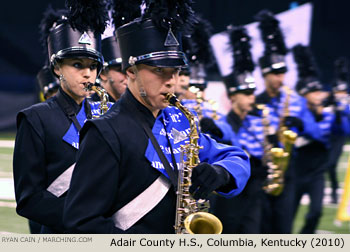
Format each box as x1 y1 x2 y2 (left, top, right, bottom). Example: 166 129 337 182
322 57 350 204
210 26 267 233
63 0 250 234
36 65 60 101
254 10 318 234
291 45 350 233
13 0 110 233
179 17 225 141
90 35 127 103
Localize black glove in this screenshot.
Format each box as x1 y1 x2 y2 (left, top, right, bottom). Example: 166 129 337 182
189 162 232 200
284 116 304 132
200 117 223 139
267 134 279 147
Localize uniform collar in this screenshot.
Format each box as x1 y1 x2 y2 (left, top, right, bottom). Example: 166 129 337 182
227 110 243 133
123 88 156 128
256 90 282 105
58 87 82 115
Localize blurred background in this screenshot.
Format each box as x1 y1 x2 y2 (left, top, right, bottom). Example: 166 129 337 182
0 0 350 233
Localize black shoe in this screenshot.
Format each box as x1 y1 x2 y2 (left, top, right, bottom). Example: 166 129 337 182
331 190 338 204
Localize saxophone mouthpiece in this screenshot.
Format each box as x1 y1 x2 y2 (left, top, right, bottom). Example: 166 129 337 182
83 82 94 91
165 93 179 106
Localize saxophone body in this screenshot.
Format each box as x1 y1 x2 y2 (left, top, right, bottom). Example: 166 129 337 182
278 86 298 178
261 86 298 196
84 83 110 116
188 86 220 120
166 93 223 234
278 86 298 151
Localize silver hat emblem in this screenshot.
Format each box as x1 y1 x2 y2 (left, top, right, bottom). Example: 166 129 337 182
78 32 92 45
164 28 179 47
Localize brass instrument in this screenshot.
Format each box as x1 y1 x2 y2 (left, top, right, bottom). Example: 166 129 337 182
188 86 220 120
84 83 110 116
258 104 289 196
278 86 298 151
260 86 297 196
278 86 297 176
166 93 223 234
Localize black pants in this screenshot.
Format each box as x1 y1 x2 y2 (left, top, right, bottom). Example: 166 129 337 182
28 220 41 234
323 135 346 200
292 142 327 233
293 174 325 233
260 178 295 234
210 176 264 233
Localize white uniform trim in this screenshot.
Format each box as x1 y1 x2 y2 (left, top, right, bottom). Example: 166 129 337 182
47 163 75 197
112 175 171 231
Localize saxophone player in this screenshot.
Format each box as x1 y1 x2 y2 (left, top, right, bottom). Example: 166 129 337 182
63 0 250 234
291 45 350 234
209 26 271 233
321 57 350 204
13 1 110 233
254 10 321 234
90 36 127 103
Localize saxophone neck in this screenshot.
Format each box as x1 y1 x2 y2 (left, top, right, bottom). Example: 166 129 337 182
85 83 110 115
166 93 199 139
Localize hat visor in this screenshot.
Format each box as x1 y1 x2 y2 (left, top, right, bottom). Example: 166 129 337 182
267 66 288 75
58 50 103 64
140 58 188 69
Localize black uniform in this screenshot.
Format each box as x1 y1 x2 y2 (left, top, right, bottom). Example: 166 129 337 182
63 89 250 233
13 88 93 233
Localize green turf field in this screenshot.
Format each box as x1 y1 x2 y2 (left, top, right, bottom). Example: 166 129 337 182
1 134 349 234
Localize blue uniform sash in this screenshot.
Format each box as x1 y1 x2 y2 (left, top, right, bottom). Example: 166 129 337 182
145 106 194 179
62 100 111 149
62 100 88 149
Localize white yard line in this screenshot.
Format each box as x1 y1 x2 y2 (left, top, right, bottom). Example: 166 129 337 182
0 140 14 148
0 178 15 200
342 144 350 152
0 201 16 208
0 172 12 178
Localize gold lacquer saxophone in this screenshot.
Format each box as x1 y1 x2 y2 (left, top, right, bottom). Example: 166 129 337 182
278 86 298 180
166 93 223 234
278 86 298 152
258 104 289 196
84 83 110 116
188 86 220 120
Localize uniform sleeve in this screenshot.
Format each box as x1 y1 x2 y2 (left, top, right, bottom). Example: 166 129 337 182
13 113 65 231
63 122 125 233
331 108 350 136
298 99 323 140
215 119 236 144
198 133 250 198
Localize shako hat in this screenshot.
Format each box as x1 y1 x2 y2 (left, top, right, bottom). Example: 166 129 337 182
333 57 350 93
223 26 256 96
36 65 60 99
292 44 323 96
255 10 288 75
115 0 196 70
42 0 109 76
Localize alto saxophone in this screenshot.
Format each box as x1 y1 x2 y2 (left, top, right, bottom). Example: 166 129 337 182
188 86 220 120
278 86 297 181
258 104 289 196
166 93 223 234
261 86 297 196
84 82 110 116
278 86 298 154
